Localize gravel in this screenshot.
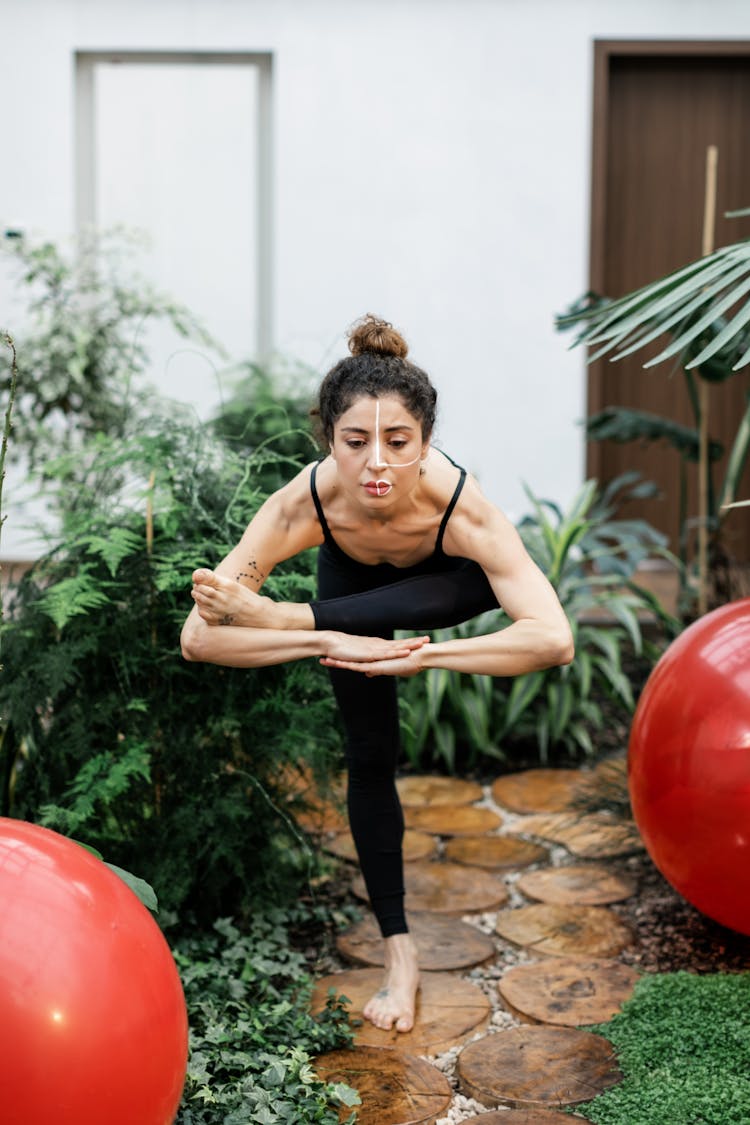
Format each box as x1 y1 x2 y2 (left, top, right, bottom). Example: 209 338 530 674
308 766 750 1123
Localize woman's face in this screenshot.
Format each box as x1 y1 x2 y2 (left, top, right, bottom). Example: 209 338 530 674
330 393 430 505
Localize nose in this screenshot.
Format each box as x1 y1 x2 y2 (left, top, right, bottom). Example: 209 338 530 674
366 443 388 471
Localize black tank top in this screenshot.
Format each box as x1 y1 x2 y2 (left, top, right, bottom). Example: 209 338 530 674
309 452 467 576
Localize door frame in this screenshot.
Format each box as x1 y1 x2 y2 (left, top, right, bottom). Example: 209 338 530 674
74 50 274 358
587 39 750 478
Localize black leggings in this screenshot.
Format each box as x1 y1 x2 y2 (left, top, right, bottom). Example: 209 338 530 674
311 545 499 936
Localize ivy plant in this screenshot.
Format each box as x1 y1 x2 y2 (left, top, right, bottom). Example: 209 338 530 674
175 911 359 1125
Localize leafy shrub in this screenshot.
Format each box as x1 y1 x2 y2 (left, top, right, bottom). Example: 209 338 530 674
0 406 339 919
175 912 358 1125
557 237 750 611
1 230 219 473
399 474 679 770
211 361 320 493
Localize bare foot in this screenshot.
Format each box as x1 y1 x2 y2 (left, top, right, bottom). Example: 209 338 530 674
362 932 420 1033
191 569 314 630
190 568 275 627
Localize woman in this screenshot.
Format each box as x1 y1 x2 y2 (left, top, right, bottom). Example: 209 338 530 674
181 314 574 1033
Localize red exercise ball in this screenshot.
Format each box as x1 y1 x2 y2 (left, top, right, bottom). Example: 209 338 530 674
0 819 188 1125
628 597 750 935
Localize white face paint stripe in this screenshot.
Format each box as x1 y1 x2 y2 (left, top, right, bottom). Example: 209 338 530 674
372 398 422 469
374 398 382 468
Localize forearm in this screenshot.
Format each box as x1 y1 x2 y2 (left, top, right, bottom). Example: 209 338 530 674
181 609 429 669
182 616 327 668
420 618 574 677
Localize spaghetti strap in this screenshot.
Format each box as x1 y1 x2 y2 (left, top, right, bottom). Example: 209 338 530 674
310 462 334 543
435 467 467 554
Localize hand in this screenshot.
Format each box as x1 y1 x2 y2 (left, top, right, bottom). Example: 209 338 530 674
321 639 429 677
321 633 430 666
191 568 277 628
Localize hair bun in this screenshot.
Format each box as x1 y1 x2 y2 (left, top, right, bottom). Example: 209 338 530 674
348 314 409 359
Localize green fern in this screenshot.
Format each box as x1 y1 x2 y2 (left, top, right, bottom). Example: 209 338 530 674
37 566 112 630
78 528 144 577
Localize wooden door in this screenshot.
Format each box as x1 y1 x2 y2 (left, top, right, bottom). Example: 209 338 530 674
589 42 750 563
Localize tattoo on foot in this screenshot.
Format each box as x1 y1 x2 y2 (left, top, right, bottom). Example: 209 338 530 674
219 614 235 626
375 988 389 999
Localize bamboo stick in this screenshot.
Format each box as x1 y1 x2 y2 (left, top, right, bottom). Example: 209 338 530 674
698 145 718 616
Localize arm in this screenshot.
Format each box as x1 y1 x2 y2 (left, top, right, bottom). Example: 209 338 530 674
322 481 574 678
180 467 428 668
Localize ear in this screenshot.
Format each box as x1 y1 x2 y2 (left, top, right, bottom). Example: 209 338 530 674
420 438 431 460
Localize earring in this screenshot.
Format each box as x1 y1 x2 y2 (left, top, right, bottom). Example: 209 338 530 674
419 461 426 476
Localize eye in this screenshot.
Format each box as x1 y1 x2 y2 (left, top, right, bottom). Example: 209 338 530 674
346 439 365 450
389 438 408 450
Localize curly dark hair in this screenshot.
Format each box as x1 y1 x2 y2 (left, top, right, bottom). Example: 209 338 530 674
311 314 437 445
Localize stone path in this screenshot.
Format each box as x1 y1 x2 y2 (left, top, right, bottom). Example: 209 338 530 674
311 764 644 1124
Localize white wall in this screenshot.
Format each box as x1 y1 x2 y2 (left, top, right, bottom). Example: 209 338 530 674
2 0 750 557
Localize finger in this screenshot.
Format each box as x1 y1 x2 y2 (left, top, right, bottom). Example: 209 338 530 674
321 658 371 672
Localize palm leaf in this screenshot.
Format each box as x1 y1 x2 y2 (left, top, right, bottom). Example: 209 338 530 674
718 394 750 510
644 274 750 368
587 257 750 359
558 239 750 371
558 249 732 337
586 407 724 463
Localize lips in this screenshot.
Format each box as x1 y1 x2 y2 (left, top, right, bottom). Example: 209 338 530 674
364 480 392 497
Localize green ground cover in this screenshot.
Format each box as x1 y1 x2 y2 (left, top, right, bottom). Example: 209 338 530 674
579 971 750 1125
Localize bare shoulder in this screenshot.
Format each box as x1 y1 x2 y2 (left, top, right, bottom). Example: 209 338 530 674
443 472 525 573
264 461 320 529
230 461 323 567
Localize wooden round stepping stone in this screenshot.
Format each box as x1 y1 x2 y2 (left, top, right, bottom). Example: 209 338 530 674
495 903 633 959
517 863 636 905
294 797 348 835
404 804 502 835
326 829 437 864
461 1111 592 1124
312 968 491 1054
498 957 640 1026
352 860 509 914
315 1045 451 1125
445 835 548 871
508 812 643 858
491 769 584 814
336 911 496 970
457 1025 621 1109
281 764 346 800
396 775 483 807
